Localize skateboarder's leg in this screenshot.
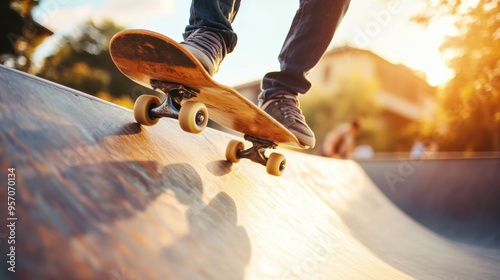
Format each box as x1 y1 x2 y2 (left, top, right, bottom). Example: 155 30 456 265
182 0 241 75
184 0 240 52
261 0 350 98
259 0 351 148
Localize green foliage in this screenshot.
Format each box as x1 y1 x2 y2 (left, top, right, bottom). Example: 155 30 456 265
37 19 156 103
417 0 500 151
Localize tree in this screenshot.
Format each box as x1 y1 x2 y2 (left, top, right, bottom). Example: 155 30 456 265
0 0 53 72
37 19 156 105
416 0 500 151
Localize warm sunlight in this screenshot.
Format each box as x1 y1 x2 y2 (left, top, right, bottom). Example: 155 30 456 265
403 18 456 86
31 0 458 87
3 1 500 278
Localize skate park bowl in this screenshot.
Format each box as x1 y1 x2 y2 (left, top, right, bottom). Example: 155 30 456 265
358 156 500 250
1 65 499 279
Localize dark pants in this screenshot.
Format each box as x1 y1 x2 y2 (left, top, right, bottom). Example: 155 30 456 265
184 0 351 100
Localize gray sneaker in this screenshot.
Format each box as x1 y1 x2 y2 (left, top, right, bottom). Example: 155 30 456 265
259 94 316 148
180 29 227 76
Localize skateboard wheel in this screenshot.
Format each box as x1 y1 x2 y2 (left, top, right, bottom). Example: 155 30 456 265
134 95 161 126
179 101 208 134
226 140 244 163
266 153 286 176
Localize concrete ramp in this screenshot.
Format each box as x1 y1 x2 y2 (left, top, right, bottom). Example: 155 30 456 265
1 65 498 279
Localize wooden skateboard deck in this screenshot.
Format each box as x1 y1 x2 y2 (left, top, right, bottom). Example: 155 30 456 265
109 29 306 149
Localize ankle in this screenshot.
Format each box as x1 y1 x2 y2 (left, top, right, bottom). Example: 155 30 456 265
180 29 228 76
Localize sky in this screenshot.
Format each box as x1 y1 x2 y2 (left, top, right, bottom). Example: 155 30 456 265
32 0 456 87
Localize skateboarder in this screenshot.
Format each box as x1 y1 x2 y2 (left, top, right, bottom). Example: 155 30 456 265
180 0 351 148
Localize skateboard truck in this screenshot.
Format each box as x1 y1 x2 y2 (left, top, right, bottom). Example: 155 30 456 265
133 80 209 134
226 135 286 176
150 80 199 100
148 80 199 119
238 135 276 166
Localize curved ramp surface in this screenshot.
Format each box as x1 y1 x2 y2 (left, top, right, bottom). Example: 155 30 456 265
0 66 499 279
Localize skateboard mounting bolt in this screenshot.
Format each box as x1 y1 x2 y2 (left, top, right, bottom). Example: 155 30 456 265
279 161 286 171
196 112 205 125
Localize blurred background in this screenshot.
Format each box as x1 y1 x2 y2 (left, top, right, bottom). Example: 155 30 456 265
1 0 499 156
2 0 500 256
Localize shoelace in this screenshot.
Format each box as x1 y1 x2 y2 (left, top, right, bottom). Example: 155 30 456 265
271 96 304 122
184 30 226 63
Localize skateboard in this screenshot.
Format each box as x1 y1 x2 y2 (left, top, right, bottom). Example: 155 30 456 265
109 29 307 176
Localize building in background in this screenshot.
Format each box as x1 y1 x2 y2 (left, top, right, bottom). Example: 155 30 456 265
234 46 436 153
308 46 436 123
